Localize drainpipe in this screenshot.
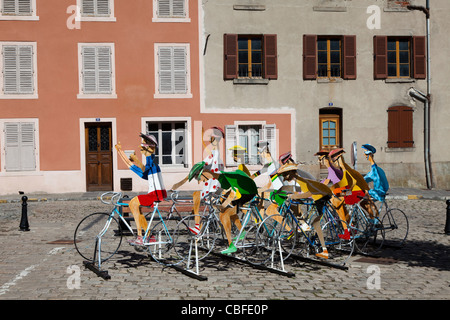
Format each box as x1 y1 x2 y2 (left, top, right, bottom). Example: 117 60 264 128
407 1 433 189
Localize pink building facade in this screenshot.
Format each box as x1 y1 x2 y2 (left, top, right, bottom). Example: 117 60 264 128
0 0 293 195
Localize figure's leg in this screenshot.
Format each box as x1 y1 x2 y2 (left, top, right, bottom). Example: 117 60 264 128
188 191 202 235
219 207 234 246
128 196 145 245
331 196 349 229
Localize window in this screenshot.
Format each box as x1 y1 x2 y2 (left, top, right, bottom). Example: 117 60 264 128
387 106 414 148
303 35 356 80
224 34 277 80
0 0 38 20
153 0 190 22
374 36 426 80
155 44 191 98
78 43 116 98
2 121 37 172
225 124 276 166
317 38 341 78
77 0 115 21
238 36 263 78
146 121 187 166
387 39 410 78
319 112 341 151
0 42 38 98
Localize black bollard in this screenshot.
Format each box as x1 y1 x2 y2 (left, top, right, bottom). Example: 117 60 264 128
445 200 450 235
19 195 30 231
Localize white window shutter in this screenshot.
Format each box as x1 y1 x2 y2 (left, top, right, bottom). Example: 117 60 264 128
157 0 171 17
82 46 112 94
4 122 35 171
18 45 33 94
158 47 173 94
82 0 95 15
18 0 32 15
3 46 18 93
82 47 97 93
97 0 110 15
262 124 277 160
172 0 185 17
158 46 187 94
3 0 16 14
97 46 112 93
19 122 36 171
225 125 237 167
4 123 20 171
173 47 187 93
2 45 33 94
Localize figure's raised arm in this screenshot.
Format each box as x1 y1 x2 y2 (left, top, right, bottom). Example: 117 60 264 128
115 142 133 168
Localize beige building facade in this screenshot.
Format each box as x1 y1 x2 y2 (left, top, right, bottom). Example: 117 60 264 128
200 0 449 189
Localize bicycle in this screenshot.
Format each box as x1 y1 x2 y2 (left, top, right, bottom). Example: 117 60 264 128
171 192 223 269
74 191 185 270
346 199 385 255
277 195 355 265
376 197 409 247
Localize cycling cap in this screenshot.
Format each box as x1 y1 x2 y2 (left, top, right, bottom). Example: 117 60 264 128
362 144 376 155
188 161 206 181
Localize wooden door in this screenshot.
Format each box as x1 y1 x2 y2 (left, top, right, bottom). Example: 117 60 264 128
85 122 113 191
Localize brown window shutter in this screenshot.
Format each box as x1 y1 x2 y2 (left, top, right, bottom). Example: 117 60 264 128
399 106 414 147
373 36 387 79
223 34 238 80
387 106 414 148
343 35 357 80
413 36 426 79
303 34 317 80
263 34 277 80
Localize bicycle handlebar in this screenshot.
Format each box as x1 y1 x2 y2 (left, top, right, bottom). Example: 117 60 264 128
100 191 123 205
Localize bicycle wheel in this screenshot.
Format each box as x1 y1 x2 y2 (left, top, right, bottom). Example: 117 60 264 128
74 212 122 263
172 215 218 265
322 219 354 265
146 215 180 266
351 206 384 255
257 214 296 265
382 208 409 247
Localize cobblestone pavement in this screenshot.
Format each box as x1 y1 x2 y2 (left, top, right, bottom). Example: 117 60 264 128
0 198 449 301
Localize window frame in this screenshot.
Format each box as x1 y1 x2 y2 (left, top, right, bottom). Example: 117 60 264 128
238 35 263 79
225 122 277 168
77 43 117 99
142 117 191 169
387 38 411 79
152 0 190 23
154 43 192 99
319 114 340 151
0 41 38 99
0 0 38 20
317 37 342 79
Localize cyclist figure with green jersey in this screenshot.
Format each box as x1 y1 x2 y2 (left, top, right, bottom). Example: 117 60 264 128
188 161 258 254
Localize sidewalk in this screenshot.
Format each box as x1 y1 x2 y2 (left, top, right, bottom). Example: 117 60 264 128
0 187 449 203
